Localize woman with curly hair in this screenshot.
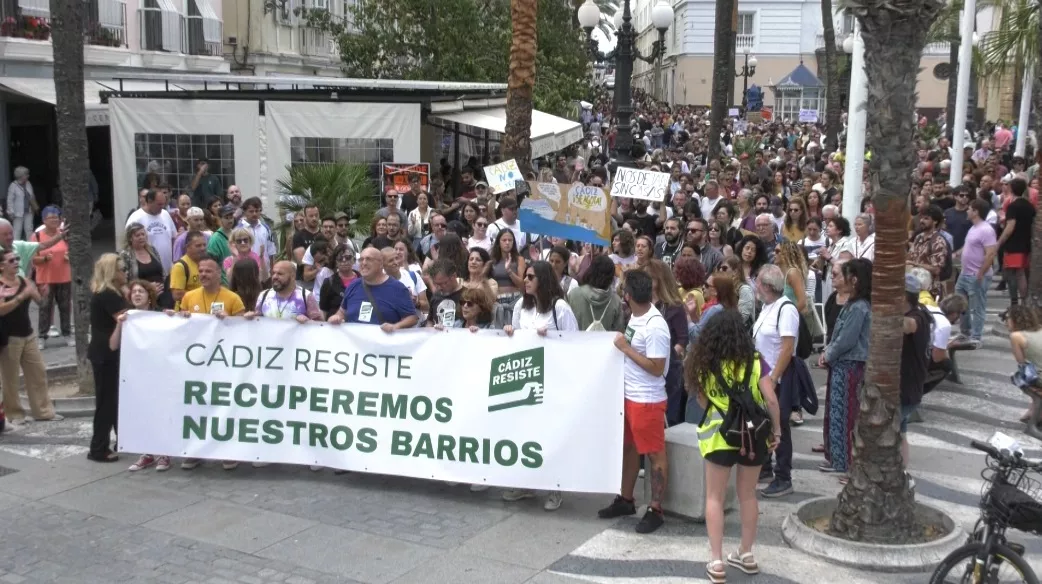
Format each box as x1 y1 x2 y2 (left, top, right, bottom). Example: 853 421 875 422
735 235 768 286
685 310 781 583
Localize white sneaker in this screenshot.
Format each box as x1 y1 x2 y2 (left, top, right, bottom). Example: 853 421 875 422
37 339 45 351
47 326 59 339
65 337 75 348
544 490 563 511
222 461 239 470
252 462 271 468
180 458 200 470
470 484 490 492
502 489 535 502
309 465 322 471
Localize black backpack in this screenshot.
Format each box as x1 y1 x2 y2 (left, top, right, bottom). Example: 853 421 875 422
700 357 772 460
778 300 813 360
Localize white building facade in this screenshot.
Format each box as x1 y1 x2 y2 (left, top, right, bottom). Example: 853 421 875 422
629 0 970 113
0 0 232 220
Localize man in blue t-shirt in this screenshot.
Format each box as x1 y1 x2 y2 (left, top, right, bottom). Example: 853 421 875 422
328 247 418 332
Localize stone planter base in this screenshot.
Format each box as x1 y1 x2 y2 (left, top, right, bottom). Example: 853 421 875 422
782 496 966 573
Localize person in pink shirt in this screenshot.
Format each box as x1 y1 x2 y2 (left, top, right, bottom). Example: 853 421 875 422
222 227 262 278
994 123 1014 152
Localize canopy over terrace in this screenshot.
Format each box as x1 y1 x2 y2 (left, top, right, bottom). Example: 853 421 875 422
101 73 583 233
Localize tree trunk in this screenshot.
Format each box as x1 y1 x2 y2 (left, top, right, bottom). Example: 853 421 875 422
708 0 735 162
829 0 943 542
50 0 94 393
1027 11 1042 307
503 0 537 176
821 0 841 152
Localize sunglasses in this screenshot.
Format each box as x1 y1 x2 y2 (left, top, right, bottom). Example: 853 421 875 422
524 273 536 281
475 221 487 227
788 208 801 213
462 300 476 308
235 238 251 245
688 228 704 233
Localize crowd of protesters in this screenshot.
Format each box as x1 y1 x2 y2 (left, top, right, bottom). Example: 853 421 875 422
1 85 1040 582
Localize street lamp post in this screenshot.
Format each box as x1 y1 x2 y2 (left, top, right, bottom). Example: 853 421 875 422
579 0 673 166
736 46 757 113
842 26 867 221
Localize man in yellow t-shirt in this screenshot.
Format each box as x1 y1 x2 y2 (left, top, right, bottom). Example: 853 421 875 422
178 256 246 317
170 230 208 310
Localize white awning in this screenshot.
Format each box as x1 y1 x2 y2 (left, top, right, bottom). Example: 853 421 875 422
430 106 582 159
0 78 200 127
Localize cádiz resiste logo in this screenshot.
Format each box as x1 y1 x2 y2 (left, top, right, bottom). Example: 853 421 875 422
487 347 545 412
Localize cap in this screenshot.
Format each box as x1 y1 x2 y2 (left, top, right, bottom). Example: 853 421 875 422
220 204 236 217
475 181 489 189
905 273 922 294
1002 172 1015 184
333 211 349 221
812 184 826 194
186 206 204 218
41 205 61 218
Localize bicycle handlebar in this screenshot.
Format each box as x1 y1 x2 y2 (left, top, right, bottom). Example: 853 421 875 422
972 440 1042 470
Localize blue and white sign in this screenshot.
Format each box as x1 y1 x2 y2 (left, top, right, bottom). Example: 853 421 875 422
484 159 523 194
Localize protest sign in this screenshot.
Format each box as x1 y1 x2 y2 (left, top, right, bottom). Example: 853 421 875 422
799 109 819 124
761 106 773 121
382 163 429 195
728 108 740 118
483 159 523 194
609 167 671 202
518 181 612 246
118 312 624 493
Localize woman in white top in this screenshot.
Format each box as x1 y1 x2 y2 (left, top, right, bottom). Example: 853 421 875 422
503 260 578 511
851 213 875 262
407 192 434 239
466 214 492 251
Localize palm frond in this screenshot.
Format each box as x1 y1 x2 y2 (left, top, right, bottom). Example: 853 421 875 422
274 163 379 231
979 0 1038 75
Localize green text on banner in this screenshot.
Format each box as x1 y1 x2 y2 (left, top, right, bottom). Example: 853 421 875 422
117 312 625 493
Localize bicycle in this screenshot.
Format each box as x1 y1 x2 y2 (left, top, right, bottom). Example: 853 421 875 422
930 436 1042 583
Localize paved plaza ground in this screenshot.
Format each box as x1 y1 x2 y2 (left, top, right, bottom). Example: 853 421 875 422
0 277 1039 582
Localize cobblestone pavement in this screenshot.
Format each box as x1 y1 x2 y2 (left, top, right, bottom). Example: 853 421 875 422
1 288 1041 583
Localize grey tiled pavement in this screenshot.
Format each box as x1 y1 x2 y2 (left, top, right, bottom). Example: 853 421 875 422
4 267 1042 581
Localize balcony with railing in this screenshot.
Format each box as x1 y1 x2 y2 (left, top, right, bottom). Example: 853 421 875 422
183 14 221 56
300 26 331 58
85 0 128 48
736 34 755 51
0 0 51 41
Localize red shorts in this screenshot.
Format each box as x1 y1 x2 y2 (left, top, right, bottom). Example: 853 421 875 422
624 399 667 454
1005 252 1029 270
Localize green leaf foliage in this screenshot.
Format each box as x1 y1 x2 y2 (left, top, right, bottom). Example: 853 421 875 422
275 162 379 234
300 0 593 118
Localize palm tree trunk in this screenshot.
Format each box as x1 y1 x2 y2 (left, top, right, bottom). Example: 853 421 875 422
503 0 538 176
821 0 841 151
50 0 94 393
1028 9 1042 307
829 1 943 542
708 0 735 162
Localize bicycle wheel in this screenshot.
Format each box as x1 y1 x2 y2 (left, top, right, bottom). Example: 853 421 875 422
930 542 1040 584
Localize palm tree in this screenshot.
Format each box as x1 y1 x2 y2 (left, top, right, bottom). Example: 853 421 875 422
274 163 378 258
828 0 945 541
707 0 736 162
50 0 94 392
820 1 842 151
503 0 539 175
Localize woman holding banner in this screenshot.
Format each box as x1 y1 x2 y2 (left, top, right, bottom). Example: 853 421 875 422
86 254 129 463
501 261 578 510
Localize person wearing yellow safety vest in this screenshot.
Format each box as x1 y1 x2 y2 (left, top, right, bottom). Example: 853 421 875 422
686 310 781 584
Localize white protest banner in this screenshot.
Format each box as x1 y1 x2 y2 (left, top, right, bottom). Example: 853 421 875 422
609 167 671 202
118 312 624 493
483 159 523 194
799 109 819 124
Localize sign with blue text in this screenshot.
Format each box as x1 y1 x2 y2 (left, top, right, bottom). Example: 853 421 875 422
484 159 523 194
518 181 612 246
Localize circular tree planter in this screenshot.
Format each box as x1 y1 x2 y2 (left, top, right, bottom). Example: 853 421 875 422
782 496 966 573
